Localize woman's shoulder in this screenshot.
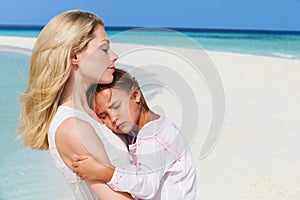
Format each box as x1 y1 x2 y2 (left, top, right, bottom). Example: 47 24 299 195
55 117 92 147
48 106 102 152
50 106 103 134
56 117 92 136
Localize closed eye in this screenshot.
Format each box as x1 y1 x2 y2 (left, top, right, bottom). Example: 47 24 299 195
111 103 120 110
101 40 110 52
97 112 108 119
102 47 109 52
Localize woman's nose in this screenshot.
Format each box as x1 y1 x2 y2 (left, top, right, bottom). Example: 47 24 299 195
109 49 118 62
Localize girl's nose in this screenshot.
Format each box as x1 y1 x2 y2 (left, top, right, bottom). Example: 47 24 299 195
111 115 118 125
109 112 118 125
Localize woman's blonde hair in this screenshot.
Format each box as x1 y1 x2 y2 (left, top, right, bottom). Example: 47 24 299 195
18 10 104 150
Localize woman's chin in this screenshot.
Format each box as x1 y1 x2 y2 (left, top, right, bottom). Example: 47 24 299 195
98 75 113 84
101 69 115 83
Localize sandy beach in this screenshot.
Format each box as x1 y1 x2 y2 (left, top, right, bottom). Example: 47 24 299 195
1 36 300 199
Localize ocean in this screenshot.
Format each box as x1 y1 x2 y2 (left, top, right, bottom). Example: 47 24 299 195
1 26 300 59
0 27 299 199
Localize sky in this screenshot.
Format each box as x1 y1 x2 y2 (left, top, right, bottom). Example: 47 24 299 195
0 0 300 31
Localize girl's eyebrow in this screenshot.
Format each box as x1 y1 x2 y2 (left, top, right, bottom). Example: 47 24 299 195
108 100 119 109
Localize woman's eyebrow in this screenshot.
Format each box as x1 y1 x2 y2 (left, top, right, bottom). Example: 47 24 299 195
100 39 110 44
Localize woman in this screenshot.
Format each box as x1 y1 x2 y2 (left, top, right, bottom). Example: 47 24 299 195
18 10 132 199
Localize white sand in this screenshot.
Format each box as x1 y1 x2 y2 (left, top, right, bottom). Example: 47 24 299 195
1 36 300 199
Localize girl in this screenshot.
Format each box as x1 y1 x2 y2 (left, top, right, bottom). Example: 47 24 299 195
72 69 197 199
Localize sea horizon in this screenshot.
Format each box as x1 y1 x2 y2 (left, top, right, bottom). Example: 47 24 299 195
1 25 300 60
1 24 300 33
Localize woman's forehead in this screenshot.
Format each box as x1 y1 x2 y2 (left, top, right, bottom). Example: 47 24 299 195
92 25 109 41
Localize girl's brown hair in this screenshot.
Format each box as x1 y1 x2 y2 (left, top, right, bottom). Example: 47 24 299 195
87 68 149 112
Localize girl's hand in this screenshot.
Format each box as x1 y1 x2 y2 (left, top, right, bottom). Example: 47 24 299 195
71 154 102 181
71 154 115 182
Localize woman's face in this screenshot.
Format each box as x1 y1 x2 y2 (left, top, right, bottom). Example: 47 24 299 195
94 88 141 134
75 25 118 84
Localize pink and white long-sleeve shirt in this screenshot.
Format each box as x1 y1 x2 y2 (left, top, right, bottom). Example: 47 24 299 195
107 116 197 200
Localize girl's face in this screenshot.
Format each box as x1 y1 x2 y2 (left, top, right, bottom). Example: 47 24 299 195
74 24 118 84
94 88 142 134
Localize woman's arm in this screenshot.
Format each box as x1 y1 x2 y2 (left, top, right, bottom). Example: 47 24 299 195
55 117 133 200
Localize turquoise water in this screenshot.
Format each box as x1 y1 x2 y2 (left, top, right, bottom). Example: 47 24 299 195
0 52 27 157
1 28 300 59
109 29 300 59
0 27 300 199
0 52 73 199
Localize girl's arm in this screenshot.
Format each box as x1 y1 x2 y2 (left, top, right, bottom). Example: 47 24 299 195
72 136 175 199
55 117 133 200
72 154 114 182
72 154 163 199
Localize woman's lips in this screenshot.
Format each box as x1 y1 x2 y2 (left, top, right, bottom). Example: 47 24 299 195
108 65 115 70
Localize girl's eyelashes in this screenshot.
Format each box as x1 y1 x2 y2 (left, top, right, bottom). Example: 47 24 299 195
98 112 108 119
111 103 120 110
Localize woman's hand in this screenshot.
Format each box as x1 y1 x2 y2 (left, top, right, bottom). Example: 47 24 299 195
71 154 115 182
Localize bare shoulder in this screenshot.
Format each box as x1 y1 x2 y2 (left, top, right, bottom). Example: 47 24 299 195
55 117 92 168
55 117 109 167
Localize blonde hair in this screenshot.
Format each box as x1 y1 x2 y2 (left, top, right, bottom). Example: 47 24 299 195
18 10 104 150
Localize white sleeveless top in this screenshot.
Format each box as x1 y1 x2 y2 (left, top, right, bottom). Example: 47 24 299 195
48 106 130 199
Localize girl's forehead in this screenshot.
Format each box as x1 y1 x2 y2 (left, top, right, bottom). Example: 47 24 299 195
111 88 130 99
96 88 112 101
97 88 130 102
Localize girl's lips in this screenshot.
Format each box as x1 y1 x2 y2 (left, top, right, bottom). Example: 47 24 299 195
116 122 125 130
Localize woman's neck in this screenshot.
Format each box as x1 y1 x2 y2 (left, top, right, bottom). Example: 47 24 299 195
59 71 98 119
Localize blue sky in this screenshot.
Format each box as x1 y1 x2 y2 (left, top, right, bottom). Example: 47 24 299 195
0 0 300 31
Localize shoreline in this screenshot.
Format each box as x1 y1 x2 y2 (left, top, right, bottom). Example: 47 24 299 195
1 35 300 61
0 36 35 53
2 35 300 199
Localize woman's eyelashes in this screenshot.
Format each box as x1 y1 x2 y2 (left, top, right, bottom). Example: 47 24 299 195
103 46 110 52
101 41 110 52
102 46 109 53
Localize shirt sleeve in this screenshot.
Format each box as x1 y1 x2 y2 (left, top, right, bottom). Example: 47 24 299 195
107 164 162 199
107 134 181 199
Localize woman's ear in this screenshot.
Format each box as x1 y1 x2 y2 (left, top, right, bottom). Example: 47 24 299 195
71 53 79 66
131 88 142 104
